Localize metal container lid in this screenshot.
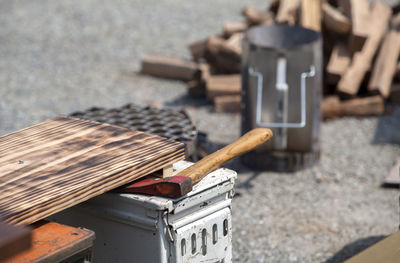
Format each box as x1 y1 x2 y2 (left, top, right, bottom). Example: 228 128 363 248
245 24 321 50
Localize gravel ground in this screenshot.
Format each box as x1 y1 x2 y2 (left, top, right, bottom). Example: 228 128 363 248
1 1 399 262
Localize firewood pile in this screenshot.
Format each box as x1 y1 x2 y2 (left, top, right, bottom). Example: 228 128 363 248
140 0 400 119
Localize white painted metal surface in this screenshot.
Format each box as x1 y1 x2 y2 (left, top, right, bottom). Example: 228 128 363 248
48 161 236 263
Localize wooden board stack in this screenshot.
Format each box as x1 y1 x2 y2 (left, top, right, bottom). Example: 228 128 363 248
0 117 185 226
140 0 400 119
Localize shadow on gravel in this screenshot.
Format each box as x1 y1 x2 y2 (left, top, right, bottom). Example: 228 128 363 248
322 235 386 263
373 105 400 145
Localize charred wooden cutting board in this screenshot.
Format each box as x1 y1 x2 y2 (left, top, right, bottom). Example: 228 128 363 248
0 117 185 225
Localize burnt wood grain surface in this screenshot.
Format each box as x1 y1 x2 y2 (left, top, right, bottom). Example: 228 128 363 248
0 117 185 225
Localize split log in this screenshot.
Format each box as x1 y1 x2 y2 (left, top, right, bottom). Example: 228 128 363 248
301 0 322 31
321 96 340 119
214 95 241 113
205 36 241 73
368 30 400 98
187 63 210 98
322 95 385 119
340 0 371 52
326 42 351 84
322 2 351 34
242 5 274 25
337 2 392 96
276 0 300 25
141 55 199 81
188 39 208 61
206 74 241 99
223 21 247 38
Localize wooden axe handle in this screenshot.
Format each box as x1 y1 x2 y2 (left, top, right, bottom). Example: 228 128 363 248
176 128 273 184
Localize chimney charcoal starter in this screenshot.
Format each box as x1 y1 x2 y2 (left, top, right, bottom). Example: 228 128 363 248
241 24 322 172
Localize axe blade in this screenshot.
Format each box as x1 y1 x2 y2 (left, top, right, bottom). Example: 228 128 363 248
119 176 192 198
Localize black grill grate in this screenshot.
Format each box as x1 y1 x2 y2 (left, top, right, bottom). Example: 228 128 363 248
70 104 197 158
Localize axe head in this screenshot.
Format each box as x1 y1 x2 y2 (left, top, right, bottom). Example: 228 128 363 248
118 176 193 198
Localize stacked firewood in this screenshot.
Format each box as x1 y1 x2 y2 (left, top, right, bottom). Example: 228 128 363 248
141 0 400 119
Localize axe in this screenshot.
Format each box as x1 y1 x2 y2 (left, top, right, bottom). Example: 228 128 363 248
119 128 273 198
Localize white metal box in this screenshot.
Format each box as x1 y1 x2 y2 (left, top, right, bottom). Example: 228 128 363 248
49 161 237 263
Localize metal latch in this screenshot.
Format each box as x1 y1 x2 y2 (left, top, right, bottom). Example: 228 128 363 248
162 211 174 243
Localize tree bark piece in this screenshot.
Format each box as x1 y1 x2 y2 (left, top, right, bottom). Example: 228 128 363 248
368 30 400 98
276 0 300 25
242 5 274 25
337 2 392 96
322 2 351 34
206 74 241 99
322 95 385 119
223 21 247 38
301 0 322 31
141 55 199 81
214 95 241 113
326 42 351 84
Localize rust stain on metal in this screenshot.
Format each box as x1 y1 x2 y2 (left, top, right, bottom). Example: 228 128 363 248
5 221 95 262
